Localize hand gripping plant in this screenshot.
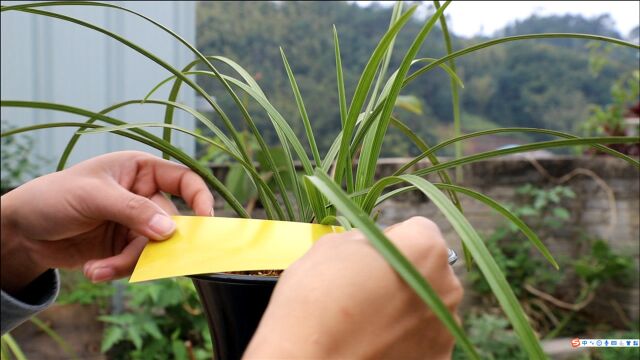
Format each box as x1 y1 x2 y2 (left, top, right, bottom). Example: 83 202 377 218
2 2 639 359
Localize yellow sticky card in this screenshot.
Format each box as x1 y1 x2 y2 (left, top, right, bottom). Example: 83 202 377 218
129 216 343 283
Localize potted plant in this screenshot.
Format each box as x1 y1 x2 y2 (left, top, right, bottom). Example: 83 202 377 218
2 1 639 359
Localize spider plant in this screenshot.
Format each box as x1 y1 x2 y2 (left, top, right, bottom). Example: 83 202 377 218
2 1 639 358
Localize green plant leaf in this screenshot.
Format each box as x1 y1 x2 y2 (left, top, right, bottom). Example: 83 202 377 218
1 334 27 360
280 47 321 167
78 120 283 218
395 175 545 358
30 317 80 360
142 321 163 340
317 56 464 175
333 25 348 127
334 5 418 191
394 95 423 114
355 1 451 196
319 215 353 230
306 170 479 359
412 137 640 178
434 0 462 182
101 326 124 353
406 33 639 85
364 181 558 270
394 127 639 175
172 340 189 360
0 109 250 218
1 3 298 211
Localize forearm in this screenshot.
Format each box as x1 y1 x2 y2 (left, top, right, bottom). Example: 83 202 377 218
1 192 48 295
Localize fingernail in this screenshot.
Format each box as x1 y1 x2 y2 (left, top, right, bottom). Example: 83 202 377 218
149 214 176 237
210 207 215 216
91 267 115 283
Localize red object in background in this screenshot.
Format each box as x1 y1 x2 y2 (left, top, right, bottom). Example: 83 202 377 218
590 101 640 156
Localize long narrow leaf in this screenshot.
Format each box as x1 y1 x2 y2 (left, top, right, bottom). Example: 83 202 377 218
390 115 462 209
435 183 558 269
280 47 321 167
30 317 79 360
1 102 250 217
413 136 640 178
395 127 640 175
406 33 639 85
333 26 348 128
434 0 462 183
307 170 479 359
355 1 451 196
389 114 474 268
346 135 639 201
78 121 284 217
319 215 353 230
334 5 418 190
396 175 546 358
2 3 299 220
1 334 27 360
320 56 465 173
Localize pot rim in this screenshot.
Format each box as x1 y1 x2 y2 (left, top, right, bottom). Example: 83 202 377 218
190 272 278 284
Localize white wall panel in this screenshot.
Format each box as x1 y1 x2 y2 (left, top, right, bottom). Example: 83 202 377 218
1 1 196 173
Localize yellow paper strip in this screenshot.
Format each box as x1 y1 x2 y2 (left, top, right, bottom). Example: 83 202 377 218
130 216 343 283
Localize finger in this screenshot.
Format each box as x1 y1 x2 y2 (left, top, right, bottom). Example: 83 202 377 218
385 217 449 269
84 236 149 283
150 192 180 216
90 185 176 241
134 156 214 216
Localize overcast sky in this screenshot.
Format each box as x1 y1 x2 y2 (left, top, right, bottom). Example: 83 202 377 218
355 1 640 38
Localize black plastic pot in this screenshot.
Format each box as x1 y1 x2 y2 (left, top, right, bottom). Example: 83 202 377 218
191 273 278 360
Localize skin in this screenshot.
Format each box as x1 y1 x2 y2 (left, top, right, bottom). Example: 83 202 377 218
1 152 462 358
1 151 214 294
245 217 463 360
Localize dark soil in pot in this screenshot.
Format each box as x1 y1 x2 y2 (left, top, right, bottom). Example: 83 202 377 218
191 272 278 360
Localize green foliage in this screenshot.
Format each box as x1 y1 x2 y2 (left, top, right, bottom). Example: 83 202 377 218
468 183 637 342
57 277 114 308
0 121 48 189
452 313 528 360
583 70 639 136
0 317 79 360
196 2 635 149
100 279 212 360
1 333 27 360
573 239 636 287
469 184 575 296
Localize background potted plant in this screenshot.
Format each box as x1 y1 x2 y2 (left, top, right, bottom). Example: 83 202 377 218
2 1 639 359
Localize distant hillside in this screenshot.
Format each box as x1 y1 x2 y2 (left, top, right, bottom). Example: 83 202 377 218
195 1 638 156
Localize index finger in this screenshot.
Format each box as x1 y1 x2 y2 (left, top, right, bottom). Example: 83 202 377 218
133 155 214 216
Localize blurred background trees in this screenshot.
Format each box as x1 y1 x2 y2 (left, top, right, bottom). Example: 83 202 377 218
195 1 638 157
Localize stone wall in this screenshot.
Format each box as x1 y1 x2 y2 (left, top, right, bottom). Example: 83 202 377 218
208 155 639 324
372 156 639 325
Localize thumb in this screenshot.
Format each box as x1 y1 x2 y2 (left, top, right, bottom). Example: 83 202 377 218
84 236 149 283
94 186 177 241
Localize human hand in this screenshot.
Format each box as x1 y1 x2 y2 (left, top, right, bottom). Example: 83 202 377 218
1 151 213 293
245 217 463 360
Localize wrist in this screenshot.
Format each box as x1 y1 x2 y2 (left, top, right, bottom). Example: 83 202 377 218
1 192 48 295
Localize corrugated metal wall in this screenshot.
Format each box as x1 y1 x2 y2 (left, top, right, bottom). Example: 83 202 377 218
1 1 197 173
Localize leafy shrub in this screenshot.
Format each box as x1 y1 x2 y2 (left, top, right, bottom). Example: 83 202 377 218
452 313 527 360
101 279 212 360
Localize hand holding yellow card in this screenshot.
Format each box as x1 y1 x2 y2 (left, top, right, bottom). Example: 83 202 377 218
130 216 343 283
